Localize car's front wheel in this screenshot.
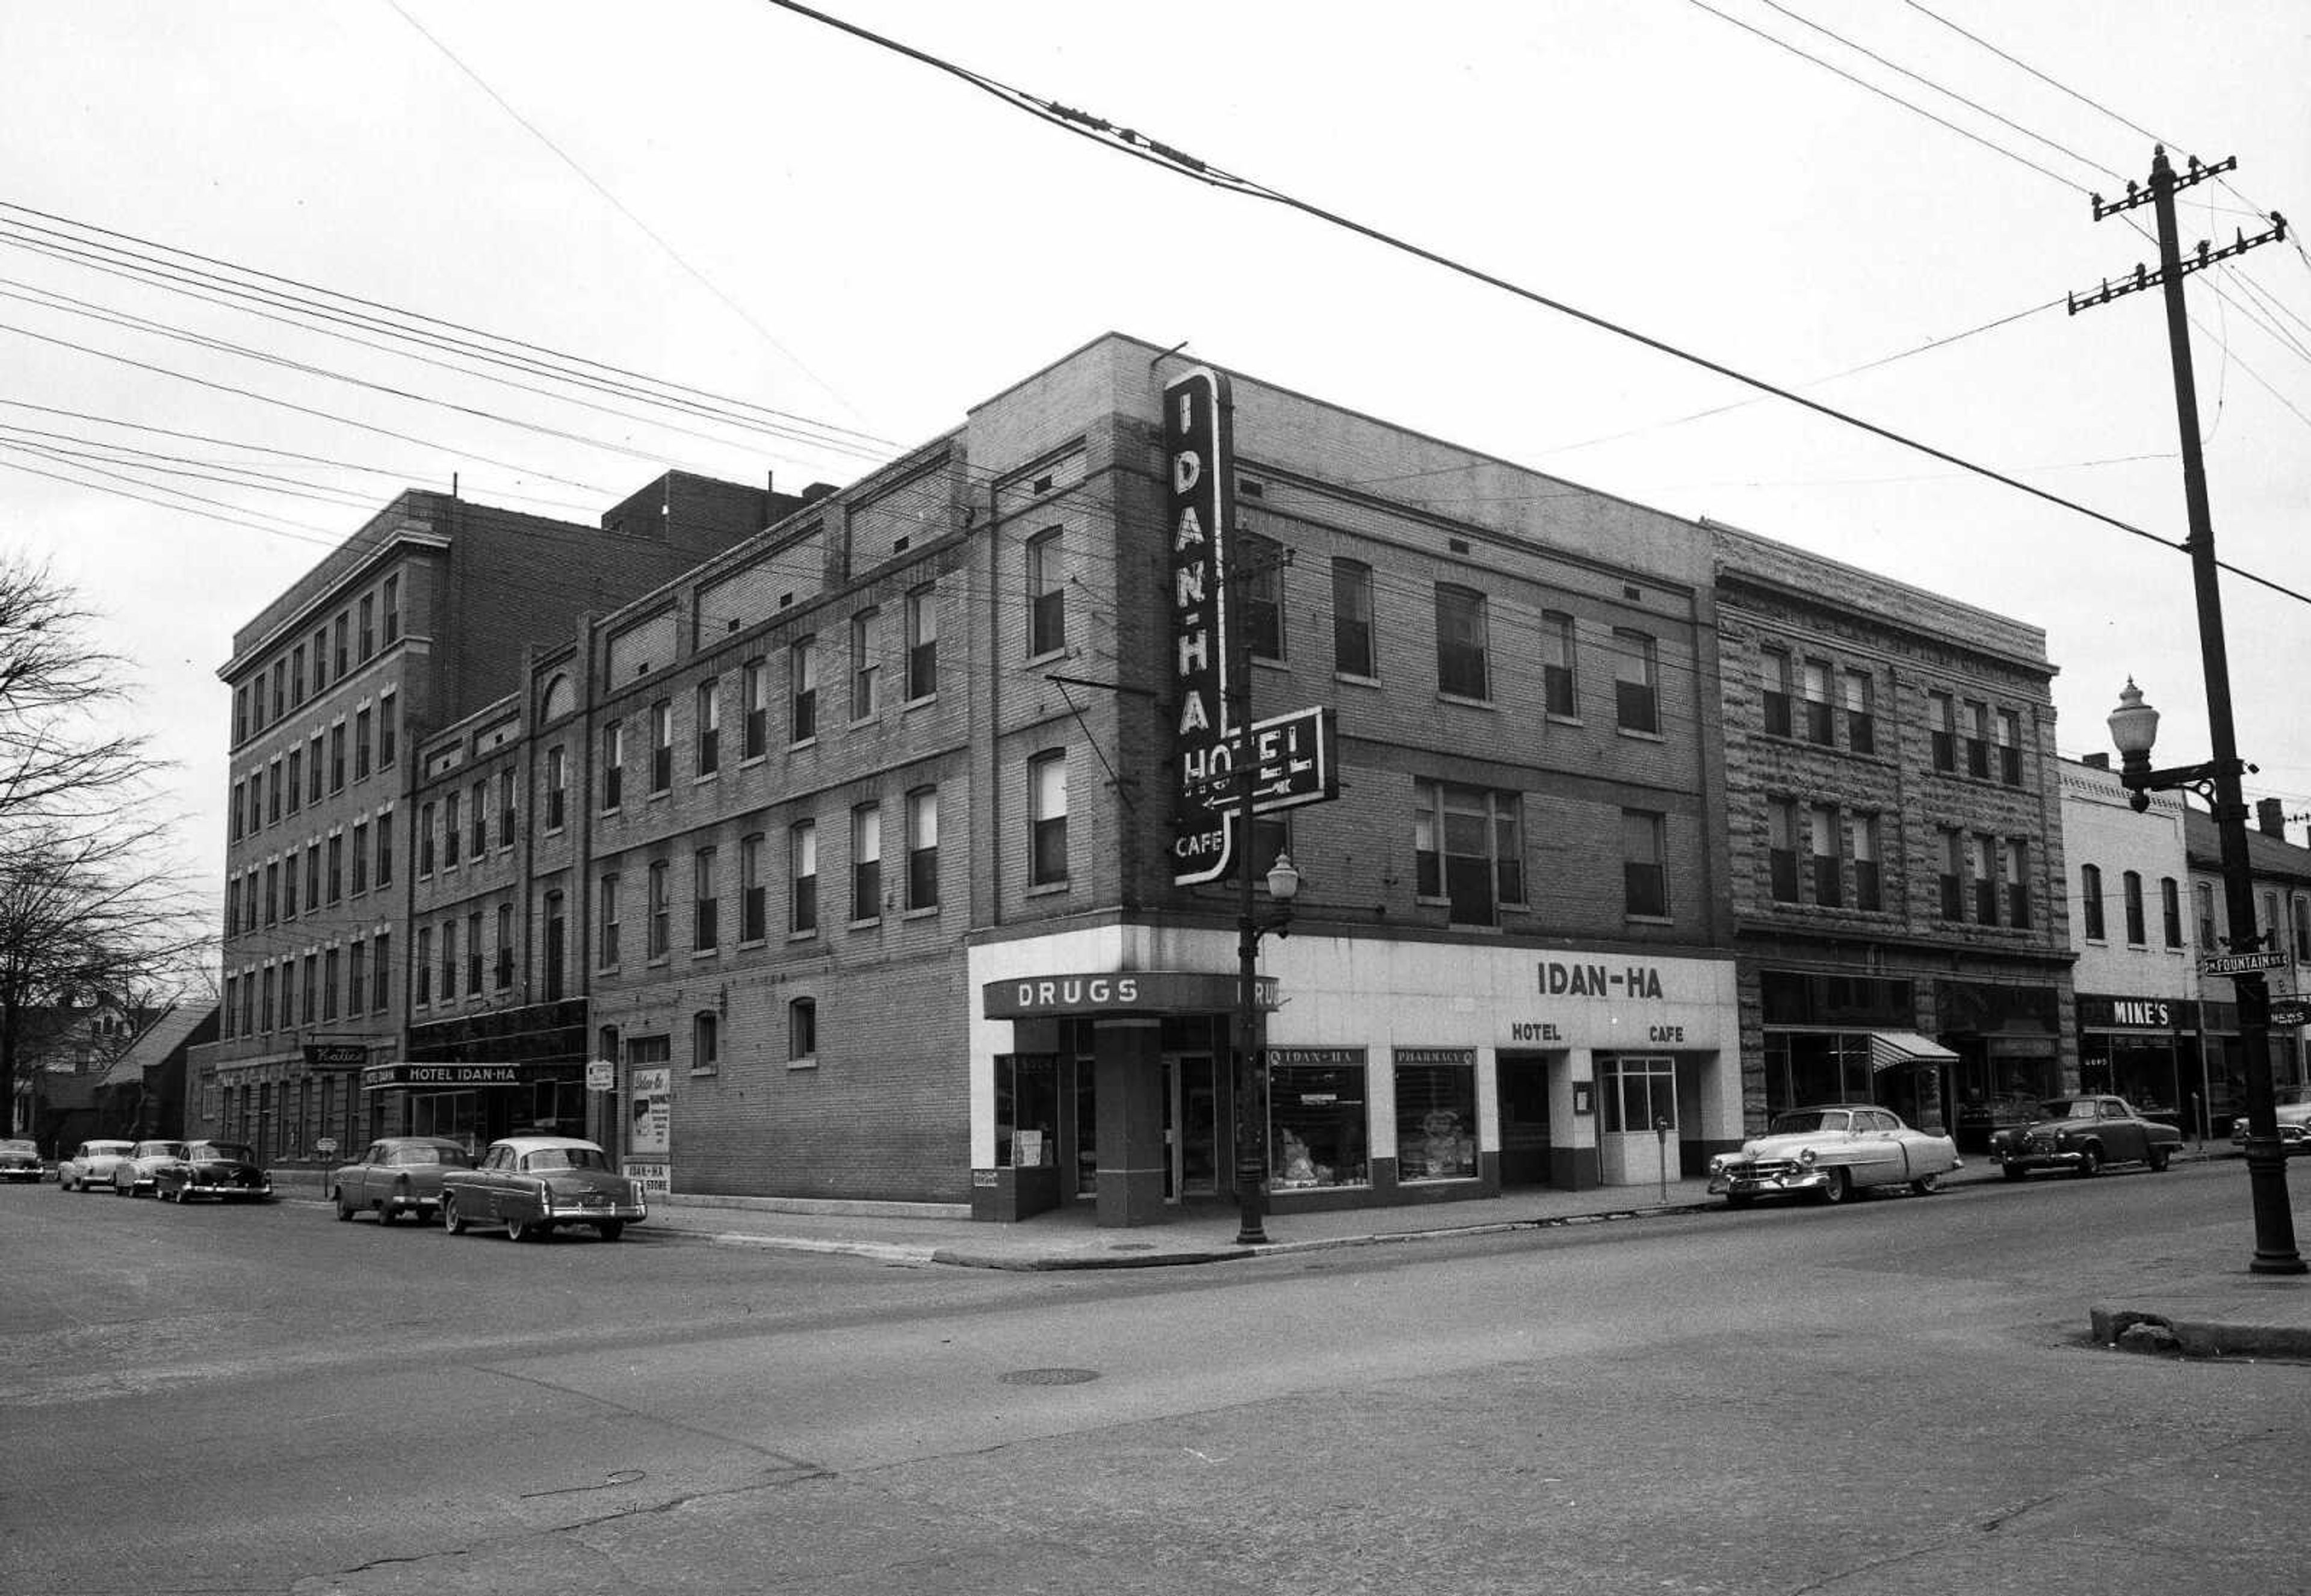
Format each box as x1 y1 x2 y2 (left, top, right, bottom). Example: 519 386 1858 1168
1723 1193 1753 1211
2148 1146 2172 1172
2075 1146 2103 1178
442 1194 468 1235
333 1187 356 1222
1817 1168 1851 1205
1910 1172 1941 1196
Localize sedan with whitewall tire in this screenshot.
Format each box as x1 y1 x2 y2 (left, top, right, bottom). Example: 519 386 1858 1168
438 1136 645 1243
1708 1106 1963 1208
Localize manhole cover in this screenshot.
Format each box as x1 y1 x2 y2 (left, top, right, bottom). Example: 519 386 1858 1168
998 1367 1102 1387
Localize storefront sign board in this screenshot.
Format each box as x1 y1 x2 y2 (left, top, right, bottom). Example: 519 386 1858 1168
360 1062 530 1090
2201 950 2286 976
2271 997 2310 1028
1167 365 1238 886
984 969 1279 1018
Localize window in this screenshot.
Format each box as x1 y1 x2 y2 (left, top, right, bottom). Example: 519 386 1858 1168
647 860 669 959
312 625 328 691
1028 752 1068 886
2080 864 2106 941
333 612 348 678
850 608 879 720
264 862 279 926
1623 809 1668 918
348 945 367 1016
740 834 767 942
1843 669 1875 755
376 812 393 888
1395 1051 1477 1181
599 873 621 968
649 701 672 794
906 787 939 910
439 920 457 1002
2123 870 2147 945
1613 630 1660 734
2162 877 2184 950
1541 611 1577 718
2262 890 2280 950
231 779 245 842
790 638 817 743
234 686 249 745
470 779 488 856
382 574 399 644
696 679 720 776
542 892 566 1003
466 909 482 995
270 660 285 722
305 843 320 911
1929 691 1956 773
326 834 343 904
247 770 264 833
790 820 818 933
1414 781 1524 927
545 747 566 832
351 820 369 894
1961 701 1989 779
443 791 461 869
1333 559 1375 678
693 1012 719 1076
498 772 515 849
1938 829 1964 921
1243 533 1283 662
2196 882 2217 949
906 585 938 701
851 804 881 921
1434 585 1488 701
1809 804 1842 908
323 947 339 1021
372 932 391 1012
358 594 375 661
496 903 514 990
291 645 305 705
418 802 436 875
1853 813 1883 911
693 847 719 950
416 927 432 1006
256 969 271 1033
1996 709 2022 786
1761 648 1792 737
742 659 768 759
285 750 302 815
788 997 817 1062
2005 839 2031 929
280 855 296 919
307 734 324 803
378 692 396 766
1801 660 1833 745
329 723 345 793
2295 896 2310 965
602 720 624 811
266 759 282 824
1971 834 1997 924
1768 797 1800 903
1027 528 1065 656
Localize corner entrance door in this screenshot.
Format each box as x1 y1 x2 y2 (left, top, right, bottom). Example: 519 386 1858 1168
1163 1054 1220 1201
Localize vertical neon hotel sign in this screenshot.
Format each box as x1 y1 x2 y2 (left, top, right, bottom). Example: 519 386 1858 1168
1168 367 1237 885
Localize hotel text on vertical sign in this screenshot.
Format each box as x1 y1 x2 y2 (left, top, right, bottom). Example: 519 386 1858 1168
1168 367 1238 885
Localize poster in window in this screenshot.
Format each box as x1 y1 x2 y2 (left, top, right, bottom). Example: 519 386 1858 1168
629 1066 671 1157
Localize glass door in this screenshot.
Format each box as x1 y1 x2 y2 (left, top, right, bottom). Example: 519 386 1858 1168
1163 1053 1220 1200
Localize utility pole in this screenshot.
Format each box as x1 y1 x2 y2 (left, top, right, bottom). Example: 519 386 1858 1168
2073 147 2302 1275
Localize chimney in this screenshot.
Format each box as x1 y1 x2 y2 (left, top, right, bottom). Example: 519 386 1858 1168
2081 752 2110 770
2256 797 2287 840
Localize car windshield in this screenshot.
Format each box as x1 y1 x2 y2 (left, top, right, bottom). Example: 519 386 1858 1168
1768 1110 1849 1134
1 1139 34 1153
139 1142 191 1159
521 1146 611 1173
2041 1100 2099 1119
188 1143 254 1163
85 1143 133 1155
394 1145 469 1166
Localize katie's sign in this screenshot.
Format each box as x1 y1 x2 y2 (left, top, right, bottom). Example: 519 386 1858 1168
1168 367 1237 885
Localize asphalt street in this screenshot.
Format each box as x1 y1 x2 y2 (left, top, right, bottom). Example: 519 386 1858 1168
3 1163 2305 1595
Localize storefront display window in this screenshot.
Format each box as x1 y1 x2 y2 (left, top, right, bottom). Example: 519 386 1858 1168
1394 1048 1476 1181
1598 1054 1677 1133
997 1054 1058 1168
410 1090 483 1154
1268 1048 1369 1189
1763 1032 1872 1112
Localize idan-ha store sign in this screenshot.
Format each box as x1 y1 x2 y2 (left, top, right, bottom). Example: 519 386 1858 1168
1166 367 1338 885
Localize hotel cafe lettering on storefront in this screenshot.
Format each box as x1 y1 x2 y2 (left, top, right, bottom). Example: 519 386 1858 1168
968 927 1740 1226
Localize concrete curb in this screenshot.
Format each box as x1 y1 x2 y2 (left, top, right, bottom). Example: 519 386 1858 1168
2088 1304 2311 1361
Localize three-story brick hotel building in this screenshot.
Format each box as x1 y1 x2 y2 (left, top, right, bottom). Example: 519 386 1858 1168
193 334 2073 1225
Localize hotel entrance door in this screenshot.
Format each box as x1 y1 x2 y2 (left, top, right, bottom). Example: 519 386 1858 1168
1163 1053 1220 1201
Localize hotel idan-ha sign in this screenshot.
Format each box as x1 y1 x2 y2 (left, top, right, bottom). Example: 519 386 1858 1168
1166 367 1338 885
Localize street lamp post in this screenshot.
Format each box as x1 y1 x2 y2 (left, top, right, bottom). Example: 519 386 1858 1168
1233 848 1298 1246
2110 680 2304 1275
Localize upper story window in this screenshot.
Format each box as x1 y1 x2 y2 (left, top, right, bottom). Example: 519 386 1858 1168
2162 877 2184 949
545 746 566 832
442 790 460 869
1028 752 1068 888
1938 827 1964 921
1996 708 2023 787
1928 691 1957 773
1768 797 1799 903
2080 864 2106 941
497 772 515 850
1623 809 1668 919
649 701 672 794
354 707 372 781
1960 700 1990 779
1027 529 1066 657
382 574 400 645
1852 812 1882 912
1808 803 1842 908
790 820 818 934
329 723 346 793
2197 881 2219 948
693 847 719 951
1613 629 1659 735
291 646 305 706
418 800 436 876
695 679 720 778
2004 839 2031 929
270 659 285 724
333 612 348 679
469 778 488 857
1332 559 1375 679
1414 779 1524 928
1800 660 1833 745
740 834 767 943
1843 669 1875 755
602 719 624 811
742 658 768 759
1434 584 1488 702
1761 648 1793 737
234 684 249 744
598 872 620 968
2123 870 2147 945
851 803 882 922
850 608 880 721
788 997 817 1062
358 595 374 661
906 787 939 911
693 1012 719 1076
312 623 329 692
647 859 669 960
1970 833 1997 924
906 585 938 701
1541 611 1577 719
1242 533 1283 663
790 637 817 744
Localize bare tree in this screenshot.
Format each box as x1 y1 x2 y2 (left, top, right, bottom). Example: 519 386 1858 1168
0 558 208 1136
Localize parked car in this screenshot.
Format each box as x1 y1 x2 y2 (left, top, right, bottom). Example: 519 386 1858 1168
2227 1085 2311 1155
1991 1096 2183 1179
57 1139 136 1192
1707 1105 1963 1207
152 1140 274 1203
439 1136 645 1243
111 1139 191 1196
330 1137 473 1223
0 1138 44 1182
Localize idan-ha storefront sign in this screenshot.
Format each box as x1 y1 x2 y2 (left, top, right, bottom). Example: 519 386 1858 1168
360 1062 529 1090
1166 366 1340 885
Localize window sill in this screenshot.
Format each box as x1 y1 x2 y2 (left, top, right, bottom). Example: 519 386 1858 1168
846 713 879 730
738 753 767 769
1624 914 1674 927
1616 727 1666 743
688 1066 718 1078
693 771 720 786
1026 648 1066 667
903 693 937 711
1545 713 1582 728
1435 691 1495 711
787 1057 818 1072
737 935 767 950
787 929 818 944
848 917 882 930
691 947 720 961
903 905 940 921
1335 671 1381 690
788 736 818 752
1025 881 1069 898
646 789 671 803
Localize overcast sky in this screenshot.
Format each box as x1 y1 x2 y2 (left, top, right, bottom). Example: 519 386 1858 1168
5 1 2307 916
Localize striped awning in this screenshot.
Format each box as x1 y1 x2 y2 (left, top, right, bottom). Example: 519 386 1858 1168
1869 1031 1960 1072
